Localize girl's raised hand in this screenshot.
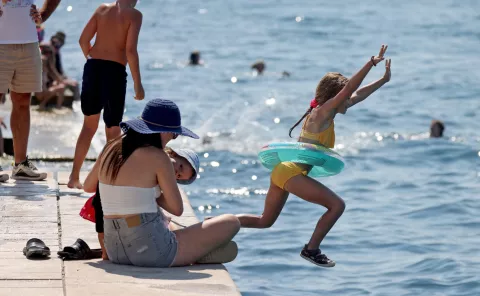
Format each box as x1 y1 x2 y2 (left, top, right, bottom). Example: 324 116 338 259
372 44 388 65
383 59 391 82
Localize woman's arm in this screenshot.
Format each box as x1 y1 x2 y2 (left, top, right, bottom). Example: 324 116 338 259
155 152 184 216
318 45 388 121
83 158 101 193
348 59 391 108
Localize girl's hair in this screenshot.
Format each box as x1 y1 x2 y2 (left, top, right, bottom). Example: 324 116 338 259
100 129 163 182
288 72 349 137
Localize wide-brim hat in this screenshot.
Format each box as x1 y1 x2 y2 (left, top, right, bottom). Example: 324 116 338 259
120 99 199 139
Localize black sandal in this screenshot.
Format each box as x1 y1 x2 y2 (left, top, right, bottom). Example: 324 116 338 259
23 238 51 259
57 238 102 260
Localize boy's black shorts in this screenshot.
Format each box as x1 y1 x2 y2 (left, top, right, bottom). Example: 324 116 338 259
80 59 127 128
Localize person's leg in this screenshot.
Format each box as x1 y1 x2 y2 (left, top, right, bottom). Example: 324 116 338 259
236 182 289 228
68 114 100 189
10 91 31 164
54 84 65 109
0 126 4 156
284 175 345 250
9 43 45 180
68 59 101 189
105 126 121 142
102 60 127 142
36 91 56 111
171 214 240 267
0 123 7 182
65 79 80 101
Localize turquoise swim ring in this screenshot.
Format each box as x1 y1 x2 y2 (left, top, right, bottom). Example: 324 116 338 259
258 142 345 177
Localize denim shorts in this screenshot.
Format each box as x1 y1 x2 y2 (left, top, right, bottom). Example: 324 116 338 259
104 211 178 267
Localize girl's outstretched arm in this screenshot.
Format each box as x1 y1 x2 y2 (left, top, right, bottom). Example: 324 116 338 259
348 59 391 108
318 45 388 120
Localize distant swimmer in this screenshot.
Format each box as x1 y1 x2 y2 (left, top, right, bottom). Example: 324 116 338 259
251 60 265 75
430 120 445 138
189 50 204 66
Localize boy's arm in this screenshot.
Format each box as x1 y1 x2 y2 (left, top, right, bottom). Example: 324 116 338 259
348 59 391 108
79 7 101 59
126 11 143 88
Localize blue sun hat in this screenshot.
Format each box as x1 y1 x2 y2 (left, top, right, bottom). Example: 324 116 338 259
120 99 199 139
172 148 200 185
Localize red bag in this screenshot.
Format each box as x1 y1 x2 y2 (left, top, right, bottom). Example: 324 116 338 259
79 194 96 223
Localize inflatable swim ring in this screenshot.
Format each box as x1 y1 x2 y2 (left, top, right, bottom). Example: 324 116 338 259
258 142 345 177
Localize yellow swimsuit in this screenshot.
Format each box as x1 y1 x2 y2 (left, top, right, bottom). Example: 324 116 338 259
271 116 335 190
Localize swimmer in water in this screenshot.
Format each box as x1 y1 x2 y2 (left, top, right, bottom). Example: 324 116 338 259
189 51 204 66
236 45 392 267
251 60 265 75
430 120 445 138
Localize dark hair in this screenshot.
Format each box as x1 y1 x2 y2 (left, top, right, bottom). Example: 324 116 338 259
100 129 163 182
430 120 445 137
289 107 313 138
190 51 200 65
288 72 349 138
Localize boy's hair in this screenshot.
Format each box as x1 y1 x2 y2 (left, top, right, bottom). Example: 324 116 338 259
288 72 349 137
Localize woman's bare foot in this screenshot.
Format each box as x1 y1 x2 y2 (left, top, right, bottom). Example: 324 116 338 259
67 177 83 189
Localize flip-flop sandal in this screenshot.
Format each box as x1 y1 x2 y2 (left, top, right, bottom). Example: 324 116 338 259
57 238 102 260
23 238 51 259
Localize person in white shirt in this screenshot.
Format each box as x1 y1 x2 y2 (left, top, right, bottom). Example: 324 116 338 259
0 0 61 181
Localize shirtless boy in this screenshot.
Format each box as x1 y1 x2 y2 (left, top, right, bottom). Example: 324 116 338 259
68 0 144 189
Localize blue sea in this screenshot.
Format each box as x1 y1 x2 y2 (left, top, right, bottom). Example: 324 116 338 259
12 0 480 295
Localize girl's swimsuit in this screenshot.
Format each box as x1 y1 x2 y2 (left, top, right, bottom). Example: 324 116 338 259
271 116 335 189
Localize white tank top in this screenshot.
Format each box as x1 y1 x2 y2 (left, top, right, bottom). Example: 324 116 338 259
99 183 162 215
0 0 38 44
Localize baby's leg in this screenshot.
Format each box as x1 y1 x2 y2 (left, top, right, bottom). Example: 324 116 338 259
284 175 345 250
236 182 289 228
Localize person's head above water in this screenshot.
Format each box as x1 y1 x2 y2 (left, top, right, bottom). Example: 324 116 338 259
165 147 200 185
189 51 201 65
288 72 349 137
251 60 266 74
102 99 199 181
430 120 445 138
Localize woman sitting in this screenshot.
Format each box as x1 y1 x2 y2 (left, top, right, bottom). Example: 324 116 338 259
86 99 240 267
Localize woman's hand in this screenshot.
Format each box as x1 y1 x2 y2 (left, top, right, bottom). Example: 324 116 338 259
382 59 391 82
372 44 388 66
30 4 42 24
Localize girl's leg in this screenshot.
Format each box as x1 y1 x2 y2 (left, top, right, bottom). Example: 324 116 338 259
171 214 240 267
236 182 289 228
284 175 345 250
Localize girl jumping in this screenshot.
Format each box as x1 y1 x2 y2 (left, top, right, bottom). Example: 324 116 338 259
236 45 391 267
